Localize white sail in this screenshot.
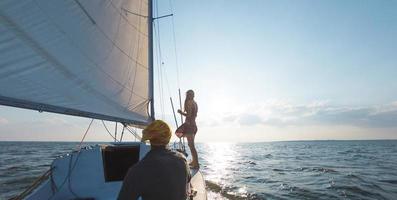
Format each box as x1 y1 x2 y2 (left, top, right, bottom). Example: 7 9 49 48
0 0 152 125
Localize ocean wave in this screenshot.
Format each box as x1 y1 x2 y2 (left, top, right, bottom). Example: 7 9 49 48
205 180 251 200
379 179 397 184
329 185 388 199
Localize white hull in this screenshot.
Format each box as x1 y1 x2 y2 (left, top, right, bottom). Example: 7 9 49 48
21 142 205 200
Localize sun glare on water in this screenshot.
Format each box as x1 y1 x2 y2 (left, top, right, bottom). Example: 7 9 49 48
201 143 252 199
202 143 236 184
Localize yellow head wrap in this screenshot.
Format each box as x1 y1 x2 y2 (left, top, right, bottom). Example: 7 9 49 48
141 120 171 146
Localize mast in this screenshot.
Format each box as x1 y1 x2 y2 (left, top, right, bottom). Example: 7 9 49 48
148 0 155 121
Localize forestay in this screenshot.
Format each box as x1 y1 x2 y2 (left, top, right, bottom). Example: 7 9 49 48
0 0 151 125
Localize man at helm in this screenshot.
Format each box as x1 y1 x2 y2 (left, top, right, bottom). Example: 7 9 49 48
118 120 190 200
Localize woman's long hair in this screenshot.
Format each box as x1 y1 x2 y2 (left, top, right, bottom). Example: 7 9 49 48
184 90 194 111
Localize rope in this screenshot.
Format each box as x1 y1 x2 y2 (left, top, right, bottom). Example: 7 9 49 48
68 119 95 198
101 120 120 142
169 0 181 89
126 126 142 141
155 2 172 99
120 126 125 142
68 154 81 199
115 122 118 142
76 119 94 150
168 0 187 151
52 147 85 199
153 2 165 119
152 0 187 152
46 118 94 200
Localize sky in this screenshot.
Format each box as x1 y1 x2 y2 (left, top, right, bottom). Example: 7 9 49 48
1 0 397 142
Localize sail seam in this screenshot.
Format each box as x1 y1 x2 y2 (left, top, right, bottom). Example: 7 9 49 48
0 12 147 118
124 0 145 112
71 0 149 69
108 0 149 37
31 0 149 99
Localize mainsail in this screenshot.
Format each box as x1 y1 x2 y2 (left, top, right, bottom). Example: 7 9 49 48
0 0 153 125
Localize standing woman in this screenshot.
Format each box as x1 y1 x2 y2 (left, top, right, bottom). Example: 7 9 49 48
177 90 199 168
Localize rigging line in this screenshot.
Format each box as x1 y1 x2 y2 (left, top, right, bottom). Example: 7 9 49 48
53 118 93 200
126 126 142 140
155 0 174 120
168 0 181 88
101 120 120 142
154 0 179 124
160 61 165 120
127 127 142 140
159 50 172 98
76 119 94 150
162 62 173 101
120 125 125 142
157 50 165 118
167 1 185 151
115 122 118 142
154 7 171 101
153 2 166 119
68 154 81 199
154 0 164 119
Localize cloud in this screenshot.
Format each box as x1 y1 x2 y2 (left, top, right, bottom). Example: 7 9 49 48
205 100 397 128
238 114 262 126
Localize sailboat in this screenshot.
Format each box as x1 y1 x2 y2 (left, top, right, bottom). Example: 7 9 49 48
0 0 206 199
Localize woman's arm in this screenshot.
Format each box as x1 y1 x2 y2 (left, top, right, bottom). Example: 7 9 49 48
177 109 187 116
178 100 192 117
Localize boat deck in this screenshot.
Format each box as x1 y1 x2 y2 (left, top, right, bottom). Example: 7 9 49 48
191 169 207 200
23 143 207 200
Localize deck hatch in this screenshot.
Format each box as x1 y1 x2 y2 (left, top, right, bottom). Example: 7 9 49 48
102 145 140 182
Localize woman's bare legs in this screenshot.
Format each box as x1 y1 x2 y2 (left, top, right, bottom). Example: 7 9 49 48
186 134 199 168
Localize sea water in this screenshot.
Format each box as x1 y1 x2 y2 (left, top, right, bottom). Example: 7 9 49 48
0 140 396 200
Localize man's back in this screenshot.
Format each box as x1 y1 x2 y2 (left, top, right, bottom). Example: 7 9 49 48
118 147 190 200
